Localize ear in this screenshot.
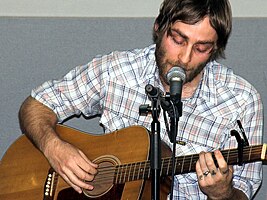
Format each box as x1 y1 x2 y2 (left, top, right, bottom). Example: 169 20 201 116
154 21 159 32
152 20 160 43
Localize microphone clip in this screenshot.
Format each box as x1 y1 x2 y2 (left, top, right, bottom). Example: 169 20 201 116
162 92 183 118
139 84 162 118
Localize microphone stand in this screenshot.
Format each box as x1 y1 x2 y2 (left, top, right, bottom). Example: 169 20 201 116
139 85 162 200
139 84 183 200
164 93 183 200
151 97 161 200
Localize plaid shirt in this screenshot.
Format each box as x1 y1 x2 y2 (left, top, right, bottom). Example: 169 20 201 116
32 44 263 199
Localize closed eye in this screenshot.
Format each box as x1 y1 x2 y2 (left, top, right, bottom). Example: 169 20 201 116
194 43 214 54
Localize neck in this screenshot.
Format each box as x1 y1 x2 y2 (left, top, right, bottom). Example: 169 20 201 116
160 70 203 98
181 71 203 99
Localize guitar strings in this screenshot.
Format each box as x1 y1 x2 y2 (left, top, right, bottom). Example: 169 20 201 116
83 145 263 185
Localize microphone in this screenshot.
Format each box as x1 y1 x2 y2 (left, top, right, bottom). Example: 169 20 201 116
145 84 163 98
166 66 186 104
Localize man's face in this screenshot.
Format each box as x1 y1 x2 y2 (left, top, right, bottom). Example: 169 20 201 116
155 16 218 86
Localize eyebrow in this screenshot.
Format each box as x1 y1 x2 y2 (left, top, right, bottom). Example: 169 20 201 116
170 28 215 45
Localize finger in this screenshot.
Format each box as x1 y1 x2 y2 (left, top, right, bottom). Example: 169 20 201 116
199 151 217 176
74 152 98 183
63 167 94 191
221 165 234 176
60 172 83 193
221 168 229 175
214 150 229 175
198 151 209 173
204 152 217 172
78 150 98 173
195 160 205 181
70 160 97 183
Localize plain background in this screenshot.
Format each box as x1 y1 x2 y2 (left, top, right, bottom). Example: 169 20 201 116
0 0 267 17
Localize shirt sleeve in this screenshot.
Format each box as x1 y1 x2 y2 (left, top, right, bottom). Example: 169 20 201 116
226 86 263 199
31 56 107 122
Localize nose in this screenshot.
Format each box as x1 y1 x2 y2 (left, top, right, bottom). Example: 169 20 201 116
178 45 193 65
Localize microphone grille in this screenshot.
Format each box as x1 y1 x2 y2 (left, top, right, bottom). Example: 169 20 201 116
166 66 186 84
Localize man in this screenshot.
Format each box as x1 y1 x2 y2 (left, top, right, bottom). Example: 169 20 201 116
19 0 263 199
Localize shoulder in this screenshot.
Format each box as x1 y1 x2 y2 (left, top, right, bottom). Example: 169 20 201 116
90 45 156 83
209 61 260 99
93 44 155 66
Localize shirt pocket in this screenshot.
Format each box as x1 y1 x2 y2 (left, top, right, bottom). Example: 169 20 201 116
179 103 236 149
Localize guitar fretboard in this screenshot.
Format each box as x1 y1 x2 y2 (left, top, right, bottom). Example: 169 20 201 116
113 144 265 184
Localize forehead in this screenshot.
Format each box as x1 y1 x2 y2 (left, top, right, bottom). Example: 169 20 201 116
171 16 218 42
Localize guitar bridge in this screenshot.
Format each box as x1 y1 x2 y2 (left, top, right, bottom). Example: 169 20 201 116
43 168 58 200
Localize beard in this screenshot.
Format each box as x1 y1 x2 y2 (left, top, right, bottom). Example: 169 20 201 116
155 40 209 86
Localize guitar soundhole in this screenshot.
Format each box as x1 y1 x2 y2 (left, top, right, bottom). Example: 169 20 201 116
83 155 121 198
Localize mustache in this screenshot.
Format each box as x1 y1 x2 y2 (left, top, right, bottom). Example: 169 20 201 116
168 63 191 74
166 61 192 72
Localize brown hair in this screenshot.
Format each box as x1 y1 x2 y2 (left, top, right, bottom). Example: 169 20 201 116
153 0 232 60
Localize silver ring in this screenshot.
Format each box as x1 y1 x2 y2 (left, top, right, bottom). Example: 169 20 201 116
203 170 210 176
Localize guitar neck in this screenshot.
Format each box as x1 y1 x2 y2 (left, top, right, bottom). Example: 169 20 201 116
114 144 266 184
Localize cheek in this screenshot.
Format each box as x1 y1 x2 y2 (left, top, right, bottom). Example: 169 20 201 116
161 34 174 50
193 56 211 67
161 39 179 61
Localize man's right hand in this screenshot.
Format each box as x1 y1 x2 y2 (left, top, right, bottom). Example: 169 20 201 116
43 137 98 194
19 96 98 194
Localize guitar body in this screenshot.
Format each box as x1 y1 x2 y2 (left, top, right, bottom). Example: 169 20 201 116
0 125 170 200
1 124 265 200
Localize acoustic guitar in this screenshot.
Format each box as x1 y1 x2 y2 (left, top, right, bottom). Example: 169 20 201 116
0 125 266 200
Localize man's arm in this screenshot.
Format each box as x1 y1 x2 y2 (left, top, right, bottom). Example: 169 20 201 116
19 96 98 193
19 96 58 152
207 188 248 200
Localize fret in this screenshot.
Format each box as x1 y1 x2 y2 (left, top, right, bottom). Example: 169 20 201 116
162 158 167 176
167 158 171 175
180 156 185 173
114 166 119 184
123 164 127 183
137 162 141 180
248 146 252 161
147 162 151 179
142 162 147 179
236 148 240 163
176 158 181 174
133 162 137 181
160 159 164 176
226 148 230 163
117 165 121 184
119 165 124 183
189 155 193 172
127 163 132 182
117 166 122 184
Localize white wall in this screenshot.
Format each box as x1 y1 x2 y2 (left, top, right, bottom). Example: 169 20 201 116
0 0 266 18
